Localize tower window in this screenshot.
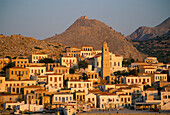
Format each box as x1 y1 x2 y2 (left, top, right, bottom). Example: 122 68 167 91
105 49 107 51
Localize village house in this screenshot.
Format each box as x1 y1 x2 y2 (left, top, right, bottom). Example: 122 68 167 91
29 53 48 63
0 94 21 110
64 73 82 80
53 66 69 75
119 94 132 107
11 58 29 67
67 79 93 93
144 57 158 64
161 85 170 110
26 65 46 79
151 73 167 84
86 93 97 108
46 73 63 90
123 75 151 86
6 67 30 80
131 61 147 69
60 56 77 67
52 92 73 108
0 76 6 92
45 63 60 71
97 92 120 109
0 58 10 72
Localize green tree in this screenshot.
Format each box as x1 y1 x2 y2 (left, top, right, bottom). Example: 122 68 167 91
78 60 88 69
113 79 120 84
69 68 75 74
129 69 138 76
5 56 11 59
3 62 15 71
144 85 152 90
94 82 98 85
81 73 88 80
16 96 24 102
39 58 55 63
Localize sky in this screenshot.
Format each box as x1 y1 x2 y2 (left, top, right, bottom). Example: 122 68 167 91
0 0 169 40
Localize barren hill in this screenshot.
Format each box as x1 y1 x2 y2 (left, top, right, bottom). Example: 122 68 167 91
0 34 64 59
45 16 146 60
132 30 170 62
126 17 170 41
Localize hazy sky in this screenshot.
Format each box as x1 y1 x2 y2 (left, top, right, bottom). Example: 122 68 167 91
0 0 169 40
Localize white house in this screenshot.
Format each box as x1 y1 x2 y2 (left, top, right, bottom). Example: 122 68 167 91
67 80 93 94
47 73 63 90
29 53 48 63
53 93 73 104
60 56 77 67
97 92 120 109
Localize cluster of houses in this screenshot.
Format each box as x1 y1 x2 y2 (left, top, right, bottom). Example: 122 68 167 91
0 42 170 114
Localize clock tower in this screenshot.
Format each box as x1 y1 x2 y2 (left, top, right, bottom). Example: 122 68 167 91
101 41 110 80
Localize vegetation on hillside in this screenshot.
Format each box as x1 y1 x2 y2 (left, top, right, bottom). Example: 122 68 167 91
132 31 170 63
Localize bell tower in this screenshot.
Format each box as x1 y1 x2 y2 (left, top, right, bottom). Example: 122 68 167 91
101 41 110 80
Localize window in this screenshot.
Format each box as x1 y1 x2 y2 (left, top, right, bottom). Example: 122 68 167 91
118 62 120 66
26 71 28 75
70 97 72 101
11 71 13 75
41 69 43 73
0 80 2 83
13 88 15 92
121 98 123 102
128 79 130 83
66 97 68 101
59 97 61 101
59 77 61 81
22 71 24 75
55 97 57 101
50 77 52 81
55 77 57 82
147 79 149 82
128 98 130 101
113 98 114 102
102 99 104 102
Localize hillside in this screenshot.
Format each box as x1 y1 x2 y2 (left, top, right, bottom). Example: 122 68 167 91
45 16 146 60
132 31 170 62
126 17 170 41
0 34 64 59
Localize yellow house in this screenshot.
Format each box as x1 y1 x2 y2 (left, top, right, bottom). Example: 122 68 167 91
45 63 60 71
144 57 158 64
63 47 81 58
151 73 167 83
0 58 10 72
64 73 81 80
76 91 86 102
6 67 30 80
119 94 132 107
0 76 6 92
53 66 69 75
11 58 29 67
0 94 20 110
